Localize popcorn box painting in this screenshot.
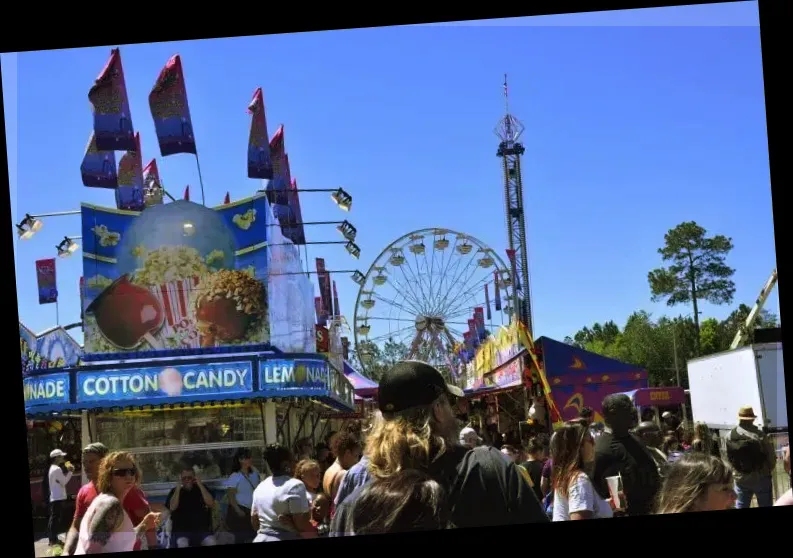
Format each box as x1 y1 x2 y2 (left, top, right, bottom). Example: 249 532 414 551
80 196 270 355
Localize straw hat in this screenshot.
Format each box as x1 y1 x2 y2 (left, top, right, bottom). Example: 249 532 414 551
737 406 757 420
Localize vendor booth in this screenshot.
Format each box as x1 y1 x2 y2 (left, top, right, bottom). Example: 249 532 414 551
21 322 84 517
319 360 379 436
24 352 356 503
615 387 687 426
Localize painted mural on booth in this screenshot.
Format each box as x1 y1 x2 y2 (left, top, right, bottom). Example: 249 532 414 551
20 323 82 375
80 196 270 355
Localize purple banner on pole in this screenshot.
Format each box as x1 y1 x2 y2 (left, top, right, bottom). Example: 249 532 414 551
81 132 118 189
88 48 136 152
149 55 197 157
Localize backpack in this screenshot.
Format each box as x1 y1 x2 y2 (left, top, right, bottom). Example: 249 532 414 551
726 426 767 474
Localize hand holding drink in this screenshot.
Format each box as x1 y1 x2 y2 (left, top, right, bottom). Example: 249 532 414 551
606 476 624 511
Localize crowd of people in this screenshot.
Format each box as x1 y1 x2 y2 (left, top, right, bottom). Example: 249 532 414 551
41 359 790 553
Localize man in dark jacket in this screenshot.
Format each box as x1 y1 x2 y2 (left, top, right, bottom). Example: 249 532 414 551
331 361 547 535
593 394 661 516
727 406 777 508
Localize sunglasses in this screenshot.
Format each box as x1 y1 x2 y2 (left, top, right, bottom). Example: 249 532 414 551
112 467 137 478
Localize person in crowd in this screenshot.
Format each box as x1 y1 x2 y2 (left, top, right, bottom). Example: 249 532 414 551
65 444 157 555
165 466 216 548
655 453 736 513
294 459 323 505
311 493 331 536
774 445 792 506
635 421 668 476
322 431 361 505
459 426 483 449
662 411 680 432
331 361 548 536
73 451 160 554
691 422 721 458
314 444 332 473
726 406 777 508
251 444 315 542
334 450 371 510
551 420 619 521
346 469 452 535
225 448 263 544
47 449 75 550
293 438 314 462
593 394 661 517
678 421 694 451
522 435 549 505
501 445 519 463
579 407 594 427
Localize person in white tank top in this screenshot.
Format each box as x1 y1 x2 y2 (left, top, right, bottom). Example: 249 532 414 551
73 451 160 554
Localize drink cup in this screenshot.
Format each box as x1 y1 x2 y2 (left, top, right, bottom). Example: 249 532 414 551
606 476 621 508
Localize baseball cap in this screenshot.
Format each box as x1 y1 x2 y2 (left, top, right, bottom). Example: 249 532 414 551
378 360 465 413
50 449 67 459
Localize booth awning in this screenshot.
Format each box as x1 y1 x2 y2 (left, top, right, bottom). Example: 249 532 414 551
343 360 378 398
24 354 357 416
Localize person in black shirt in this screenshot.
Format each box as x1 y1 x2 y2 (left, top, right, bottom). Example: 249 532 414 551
331 361 547 536
165 467 216 548
592 394 660 517
521 434 549 505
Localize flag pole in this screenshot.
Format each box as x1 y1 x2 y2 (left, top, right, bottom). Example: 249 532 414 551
194 154 206 206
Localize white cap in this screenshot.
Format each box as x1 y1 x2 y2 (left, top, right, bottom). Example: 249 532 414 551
662 411 672 419
50 449 66 459
459 427 482 446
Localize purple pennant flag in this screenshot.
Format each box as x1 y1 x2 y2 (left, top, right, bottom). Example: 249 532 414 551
81 132 118 188
149 55 197 157
247 88 273 179
88 48 136 152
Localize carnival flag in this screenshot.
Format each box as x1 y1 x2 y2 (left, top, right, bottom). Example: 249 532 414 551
485 283 492 321
314 296 327 326
266 126 290 208
115 132 145 211
286 178 307 245
88 48 136 152
149 55 197 157
247 87 273 180
81 132 118 188
183 185 190 201
224 192 231 205
316 258 332 324
494 271 502 311
36 258 57 305
332 281 341 319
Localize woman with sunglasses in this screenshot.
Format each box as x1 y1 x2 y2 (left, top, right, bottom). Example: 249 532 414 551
73 452 160 554
551 421 619 521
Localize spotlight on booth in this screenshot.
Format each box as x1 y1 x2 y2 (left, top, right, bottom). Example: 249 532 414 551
56 236 81 258
345 241 361 259
16 214 44 239
331 188 352 211
351 270 366 286
337 220 357 242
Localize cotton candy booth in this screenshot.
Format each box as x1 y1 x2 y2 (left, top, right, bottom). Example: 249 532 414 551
23 195 356 505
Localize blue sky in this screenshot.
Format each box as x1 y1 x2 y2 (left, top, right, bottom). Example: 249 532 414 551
5 1 777 350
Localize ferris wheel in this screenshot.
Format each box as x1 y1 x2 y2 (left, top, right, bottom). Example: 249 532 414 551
353 228 516 377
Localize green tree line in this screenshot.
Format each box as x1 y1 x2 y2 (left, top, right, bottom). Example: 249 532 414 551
565 221 778 388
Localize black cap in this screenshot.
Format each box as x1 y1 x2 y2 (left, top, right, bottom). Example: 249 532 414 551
378 360 465 413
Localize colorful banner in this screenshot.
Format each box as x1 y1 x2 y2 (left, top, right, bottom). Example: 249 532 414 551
81 132 118 189
628 387 686 408
285 178 306 245
316 324 329 353
332 281 340 319
482 357 522 390
35 258 57 305
80 195 270 355
314 297 326 326
77 361 254 403
149 55 197 156
88 48 136 152
24 372 71 408
316 258 332 324
20 323 82 374
494 271 502 311
266 126 289 208
142 159 163 207
485 284 491 321
247 87 273 180
258 358 355 409
115 132 145 211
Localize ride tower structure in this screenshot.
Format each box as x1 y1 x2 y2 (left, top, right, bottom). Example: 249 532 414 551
496 74 534 336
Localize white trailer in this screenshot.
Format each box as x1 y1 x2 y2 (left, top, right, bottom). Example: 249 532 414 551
687 342 786 432
687 343 788 500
